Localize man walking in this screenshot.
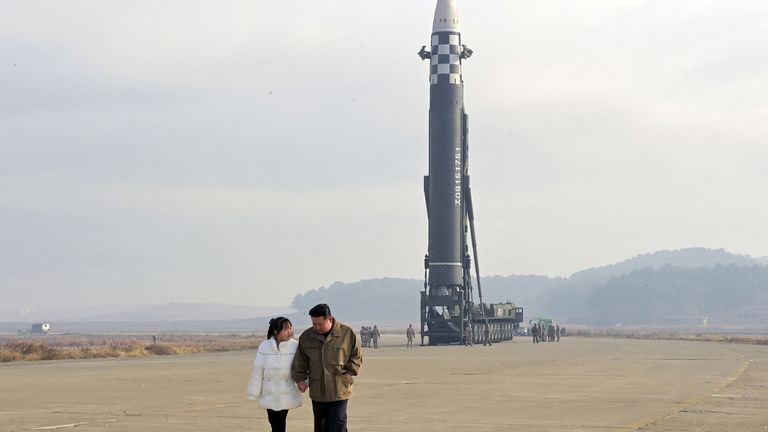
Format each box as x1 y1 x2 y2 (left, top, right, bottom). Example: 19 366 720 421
406 324 415 348
372 325 381 349
483 322 492 346
292 304 363 432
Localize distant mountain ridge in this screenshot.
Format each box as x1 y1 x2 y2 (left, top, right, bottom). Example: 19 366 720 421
570 247 761 284
583 264 768 325
289 248 768 326
5 248 766 328
290 278 424 323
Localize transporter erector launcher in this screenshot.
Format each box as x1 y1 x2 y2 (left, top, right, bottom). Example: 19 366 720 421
418 0 523 345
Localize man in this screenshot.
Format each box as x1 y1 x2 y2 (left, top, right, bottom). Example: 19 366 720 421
371 325 381 349
405 324 415 348
364 326 371 347
464 321 473 347
483 322 492 346
292 304 363 432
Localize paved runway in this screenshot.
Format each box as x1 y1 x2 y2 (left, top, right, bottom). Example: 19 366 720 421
1 335 766 431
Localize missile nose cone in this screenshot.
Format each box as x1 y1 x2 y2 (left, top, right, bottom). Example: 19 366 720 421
433 0 460 33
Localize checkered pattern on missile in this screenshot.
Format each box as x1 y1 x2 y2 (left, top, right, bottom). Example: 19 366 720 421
430 33 462 85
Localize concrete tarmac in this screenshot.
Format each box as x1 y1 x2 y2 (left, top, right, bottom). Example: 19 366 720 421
1 335 767 431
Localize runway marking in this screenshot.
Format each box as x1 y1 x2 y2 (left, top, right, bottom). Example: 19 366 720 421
710 393 761 400
621 355 753 431
32 422 89 430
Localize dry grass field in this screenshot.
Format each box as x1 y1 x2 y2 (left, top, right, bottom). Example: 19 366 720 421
0 334 261 362
3 329 766 364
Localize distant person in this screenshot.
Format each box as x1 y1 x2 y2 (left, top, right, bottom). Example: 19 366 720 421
555 324 560 342
247 317 302 432
406 324 416 348
464 321 474 347
531 324 539 344
360 326 369 348
372 325 381 349
548 324 556 342
483 322 492 346
292 304 362 432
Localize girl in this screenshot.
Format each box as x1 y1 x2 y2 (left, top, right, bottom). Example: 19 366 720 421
247 317 302 432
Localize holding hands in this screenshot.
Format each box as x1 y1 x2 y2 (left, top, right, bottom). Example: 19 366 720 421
296 381 308 393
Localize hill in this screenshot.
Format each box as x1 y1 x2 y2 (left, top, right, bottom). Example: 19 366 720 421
583 264 768 325
289 248 768 326
6 248 764 331
570 247 760 284
290 278 423 323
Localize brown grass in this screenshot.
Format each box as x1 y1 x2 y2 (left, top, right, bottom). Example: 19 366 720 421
0 334 263 363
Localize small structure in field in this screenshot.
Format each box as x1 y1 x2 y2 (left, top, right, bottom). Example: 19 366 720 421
30 323 51 334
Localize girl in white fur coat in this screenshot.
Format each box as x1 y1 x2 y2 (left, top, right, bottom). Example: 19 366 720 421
247 317 302 432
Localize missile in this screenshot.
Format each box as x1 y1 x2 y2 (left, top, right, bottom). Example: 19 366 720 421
419 0 475 344
420 0 472 291
419 1 523 345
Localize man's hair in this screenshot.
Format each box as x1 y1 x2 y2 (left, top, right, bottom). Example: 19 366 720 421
308 303 332 319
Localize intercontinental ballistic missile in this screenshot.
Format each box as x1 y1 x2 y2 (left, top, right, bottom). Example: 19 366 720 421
418 0 523 345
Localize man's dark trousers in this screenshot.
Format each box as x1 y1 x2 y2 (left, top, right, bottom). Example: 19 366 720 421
312 400 348 432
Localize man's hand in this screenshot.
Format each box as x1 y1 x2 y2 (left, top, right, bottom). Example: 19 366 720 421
296 381 308 393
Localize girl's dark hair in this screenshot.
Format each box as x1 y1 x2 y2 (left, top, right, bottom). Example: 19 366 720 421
267 316 292 340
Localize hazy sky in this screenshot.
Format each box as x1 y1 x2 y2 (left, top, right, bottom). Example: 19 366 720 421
2 1 767 310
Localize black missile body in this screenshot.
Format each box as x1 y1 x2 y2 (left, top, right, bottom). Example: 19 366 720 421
419 0 522 345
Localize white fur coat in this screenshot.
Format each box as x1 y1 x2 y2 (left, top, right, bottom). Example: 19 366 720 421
247 338 302 410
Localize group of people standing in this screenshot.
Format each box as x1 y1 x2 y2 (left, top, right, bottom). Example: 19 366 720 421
247 303 362 432
359 325 381 348
531 323 561 343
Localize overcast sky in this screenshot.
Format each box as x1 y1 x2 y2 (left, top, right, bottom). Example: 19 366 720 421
2 1 767 311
